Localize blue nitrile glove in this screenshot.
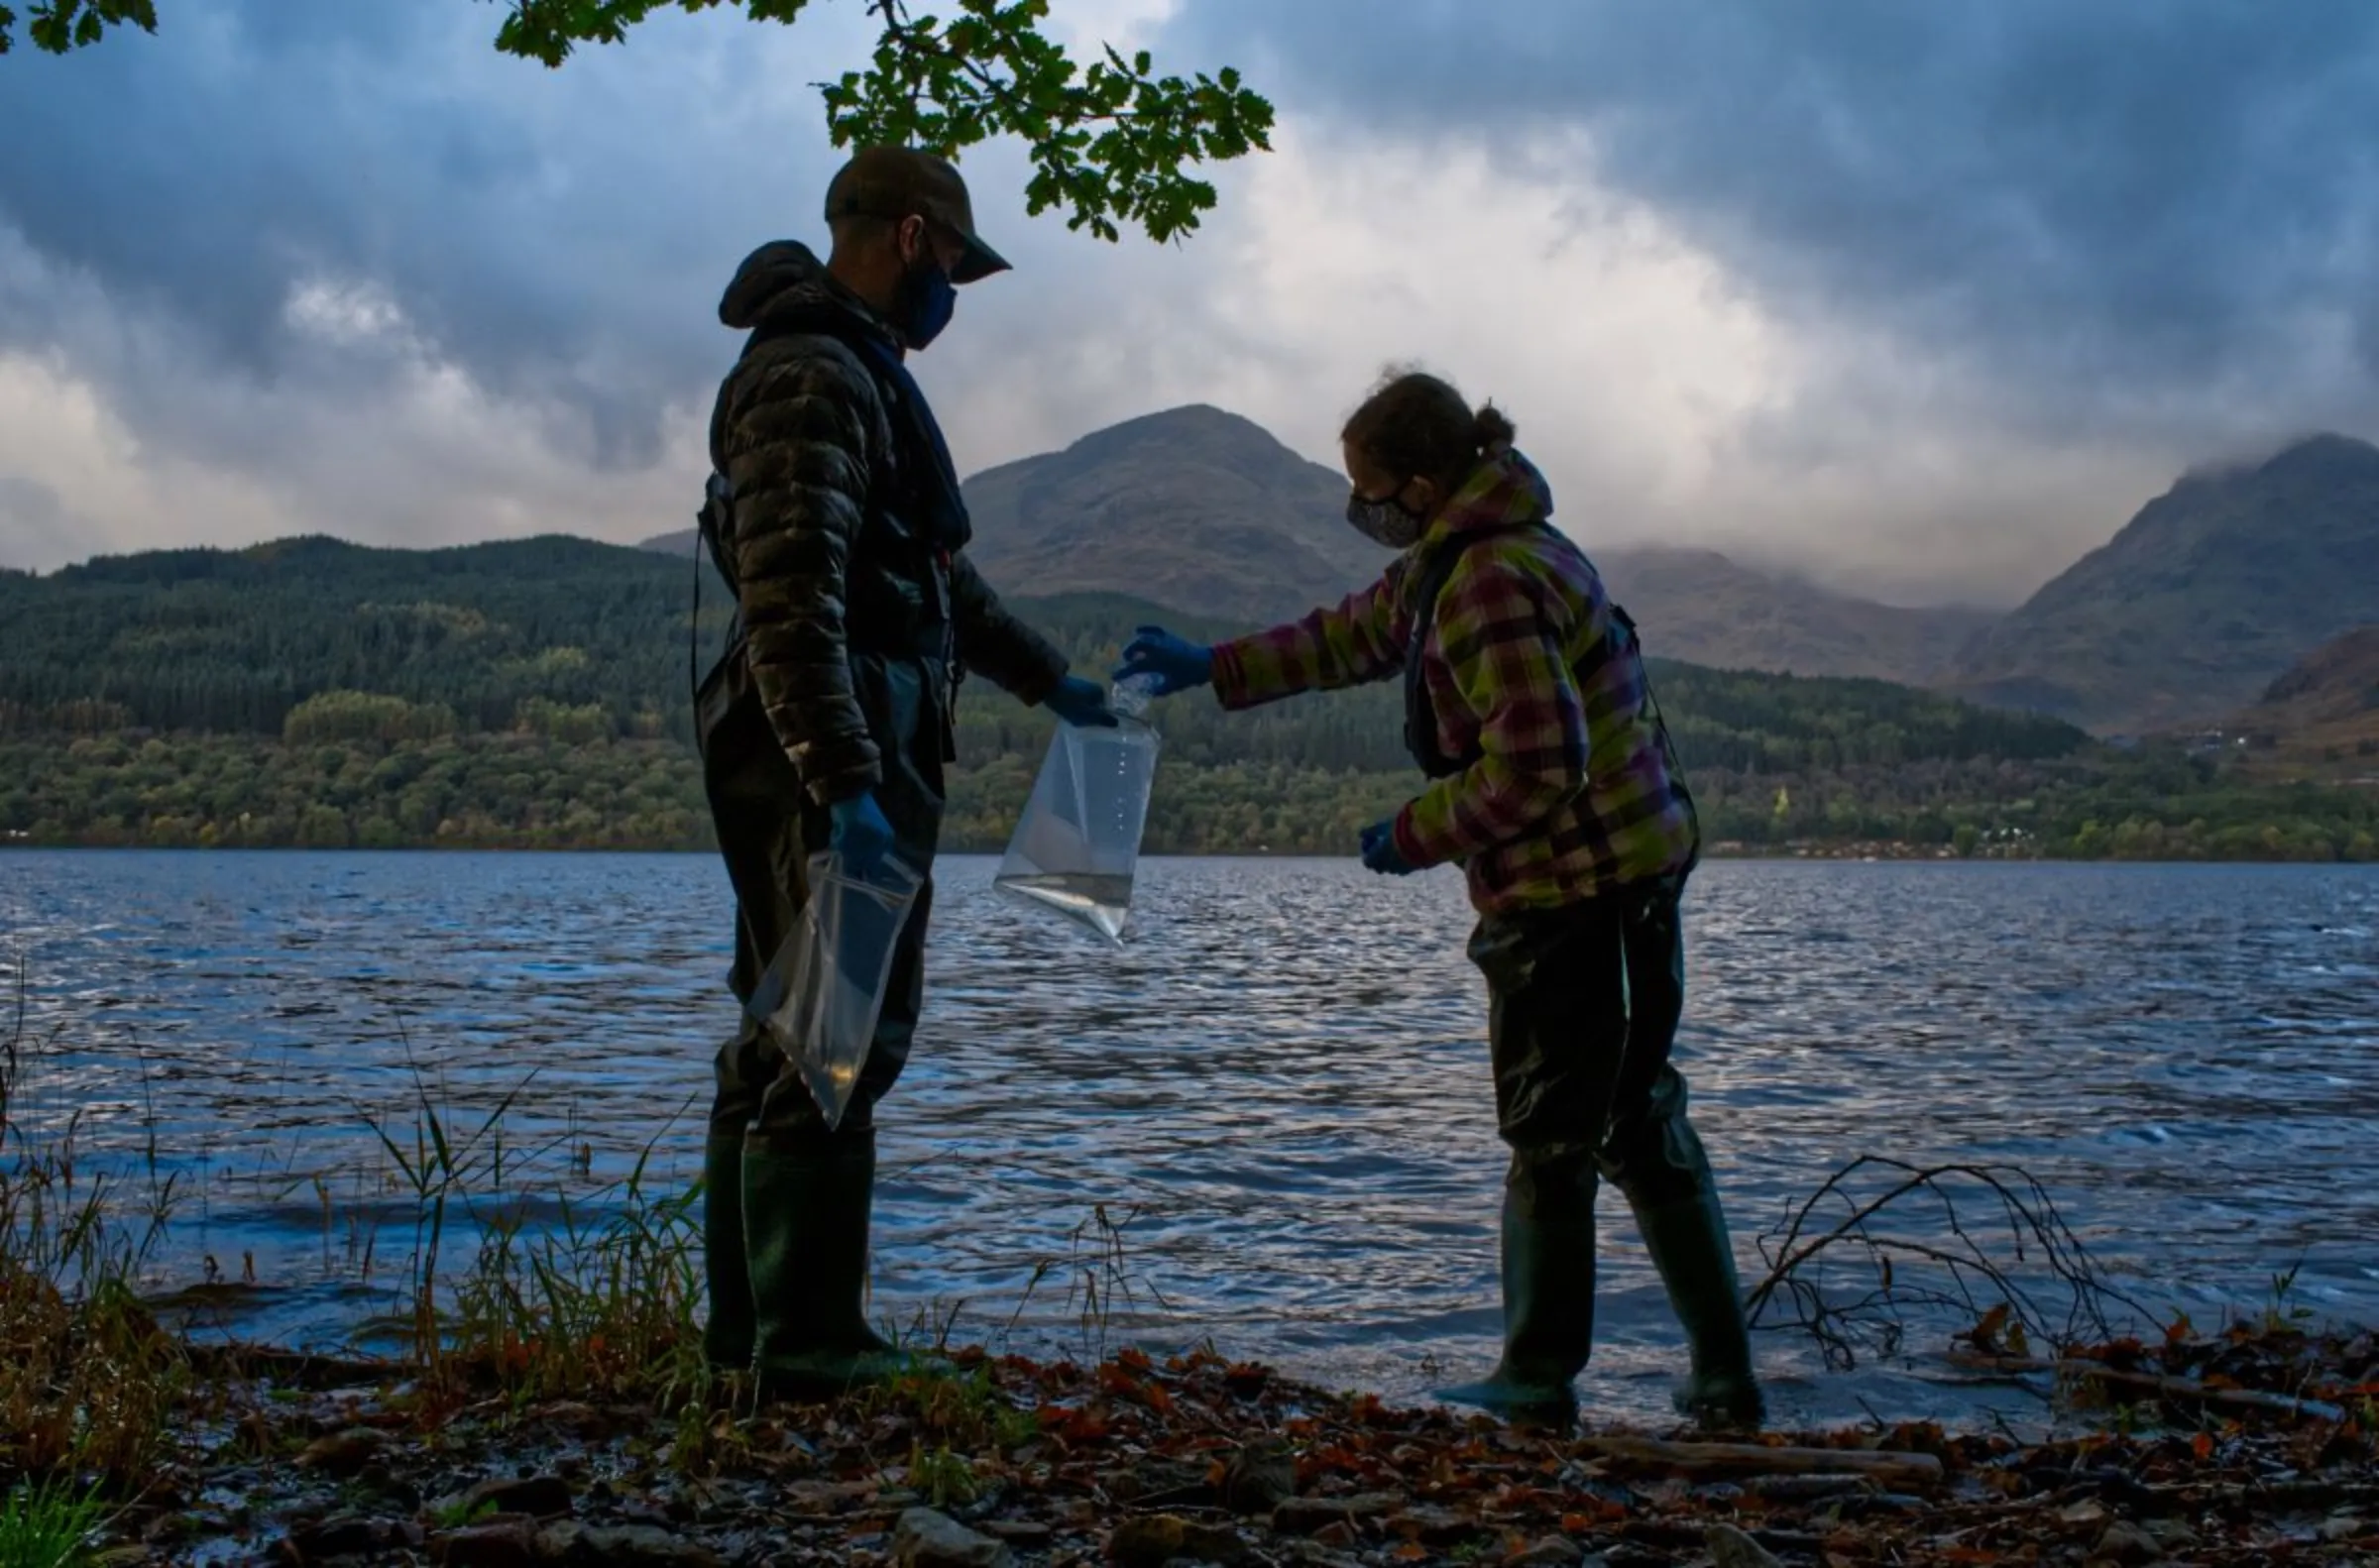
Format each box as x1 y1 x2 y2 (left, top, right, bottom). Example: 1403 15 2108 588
1042 674 1120 728
1359 819 1417 876
828 791 897 878
1113 625 1213 696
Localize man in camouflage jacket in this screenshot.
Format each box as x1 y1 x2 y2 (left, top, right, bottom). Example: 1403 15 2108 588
694 147 1112 1397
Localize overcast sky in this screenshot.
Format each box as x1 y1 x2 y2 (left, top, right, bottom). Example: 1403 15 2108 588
3 0 2375 606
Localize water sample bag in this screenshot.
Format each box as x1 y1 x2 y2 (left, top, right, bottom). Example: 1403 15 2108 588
994 681 1160 945
748 849 926 1129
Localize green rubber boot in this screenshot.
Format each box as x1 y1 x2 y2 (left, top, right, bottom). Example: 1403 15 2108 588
701 1133 755 1375
744 1132 919 1401
1433 1155 1596 1426
1634 1191 1764 1429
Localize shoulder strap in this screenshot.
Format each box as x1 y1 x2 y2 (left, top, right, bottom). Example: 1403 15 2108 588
1603 600 1703 872
1403 523 1545 779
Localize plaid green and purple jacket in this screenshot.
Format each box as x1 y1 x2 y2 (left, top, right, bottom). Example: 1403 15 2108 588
1209 450 1698 915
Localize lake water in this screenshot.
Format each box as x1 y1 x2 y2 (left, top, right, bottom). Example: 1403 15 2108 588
4 851 2376 1431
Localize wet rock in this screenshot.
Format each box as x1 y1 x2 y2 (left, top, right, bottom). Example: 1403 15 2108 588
1107 1513 1248 1565
1271 1493 1401 1535
467 1475 576 1520
1271 1544 1365 1568
1386 1505 1475 1546
1502 1538 1582 1567
532 1521 727 1568
783 1479 875 1515
1703 1523 1786 1568
981 1520 1053 1546
2091 1519 2164 1564
283 1513 404 1562
357 1462 422 1510
437 1521 540 1568
1746 1473 1869 1504
1104 1461 1208 1507
1219 1441 1297 1515
893 1508 1014 1568
616 1501 677 1531
294 1428 389 1477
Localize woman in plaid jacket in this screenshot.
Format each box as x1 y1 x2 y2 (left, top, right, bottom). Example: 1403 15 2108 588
1116 371 1763 1429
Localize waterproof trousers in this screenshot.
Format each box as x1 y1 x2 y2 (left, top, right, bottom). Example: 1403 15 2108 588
1450 875 1762 1425
695 643 946 1388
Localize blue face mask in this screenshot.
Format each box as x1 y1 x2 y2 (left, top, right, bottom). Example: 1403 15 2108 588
892 250 957 351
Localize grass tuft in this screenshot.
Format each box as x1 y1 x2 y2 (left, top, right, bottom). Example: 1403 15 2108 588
0 1478 108 1568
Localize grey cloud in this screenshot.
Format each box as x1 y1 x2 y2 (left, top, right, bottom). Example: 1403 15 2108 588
0 475 81 566
1164 0 2379 439
0 0 861 470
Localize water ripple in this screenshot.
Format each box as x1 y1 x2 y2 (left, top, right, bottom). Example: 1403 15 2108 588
3 850 2374 1429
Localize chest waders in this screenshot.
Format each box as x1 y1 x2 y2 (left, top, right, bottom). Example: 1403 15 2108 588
689 328 961 1398
1402 533 1759 1430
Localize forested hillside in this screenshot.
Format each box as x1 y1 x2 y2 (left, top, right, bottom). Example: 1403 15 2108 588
2 536 2372 860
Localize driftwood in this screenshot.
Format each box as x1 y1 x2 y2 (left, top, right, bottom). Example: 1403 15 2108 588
1950 1351 2347 1423
1576 1433 1946 1488
1746 1157 2154 1372
184 1343 412 1389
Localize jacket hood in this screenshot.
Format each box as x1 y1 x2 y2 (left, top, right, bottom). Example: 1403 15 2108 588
717 240 898 350
1423 448 1555 544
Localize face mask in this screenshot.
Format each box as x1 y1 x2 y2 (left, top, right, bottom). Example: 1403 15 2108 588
1345 487 1426 550
891 247 957 351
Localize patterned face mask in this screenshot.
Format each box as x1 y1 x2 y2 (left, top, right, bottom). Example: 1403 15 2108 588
1345 487 1426 549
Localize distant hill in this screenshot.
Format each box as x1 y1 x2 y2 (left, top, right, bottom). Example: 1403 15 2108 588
0 530 2065 775
0 533 730 741
959 404 1394 623
1944 434 2379 732
9 532 2374 862
644 404 1991 684
642 404 1386 624
2217 625 2379 779
1591 547 1996 683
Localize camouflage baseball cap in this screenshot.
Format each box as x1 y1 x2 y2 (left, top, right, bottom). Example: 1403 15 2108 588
824 146 1011 283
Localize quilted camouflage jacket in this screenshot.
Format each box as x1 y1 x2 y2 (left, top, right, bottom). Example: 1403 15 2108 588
708 241 1067 805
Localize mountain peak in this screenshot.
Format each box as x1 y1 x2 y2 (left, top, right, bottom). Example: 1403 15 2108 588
1948 439 2379 730
1052 403 1312 470
961 405 1382 622
2259 430 2379 480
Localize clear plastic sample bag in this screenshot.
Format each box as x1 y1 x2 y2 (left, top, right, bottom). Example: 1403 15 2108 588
994 681 1160 945
747 849 926 1129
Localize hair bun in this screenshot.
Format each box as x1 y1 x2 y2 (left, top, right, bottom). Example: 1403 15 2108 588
1472 402 1517 455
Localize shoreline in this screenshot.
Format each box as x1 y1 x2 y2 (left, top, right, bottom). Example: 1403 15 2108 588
5 840 2377 865
34 1325 2379 1567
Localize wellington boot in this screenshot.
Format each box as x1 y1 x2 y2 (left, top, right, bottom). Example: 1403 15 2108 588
743 1133 922 1401
1433 1155 1597 1428
1634 1190 1765 1430
701 1134 755 1375
1429 1370 1578 1426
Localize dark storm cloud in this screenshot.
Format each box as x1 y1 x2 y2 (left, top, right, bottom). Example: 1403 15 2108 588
0 0 854 468
1165 0 2379 429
